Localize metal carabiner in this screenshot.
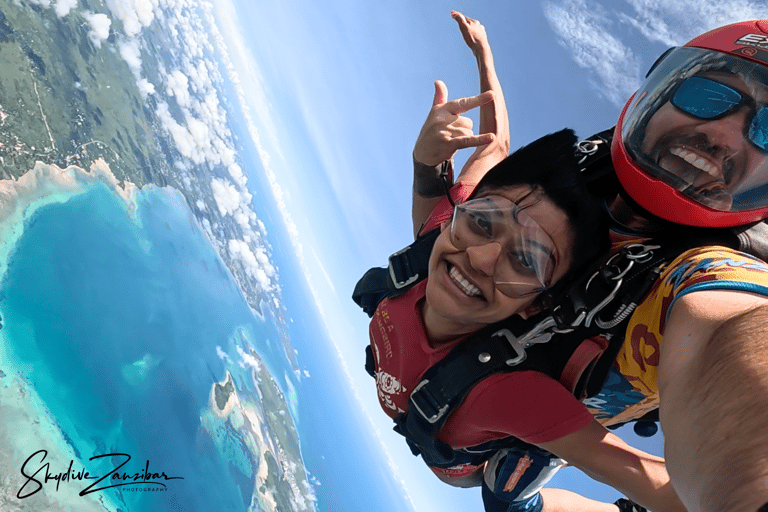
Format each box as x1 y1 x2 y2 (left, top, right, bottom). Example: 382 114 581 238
624 243 661 262
576 138 602 165
584 275 624 328
493 316 561 366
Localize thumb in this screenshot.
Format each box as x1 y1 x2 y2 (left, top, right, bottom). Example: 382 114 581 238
433 80 448 106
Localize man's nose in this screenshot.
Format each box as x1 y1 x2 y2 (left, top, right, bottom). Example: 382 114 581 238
696 106 751 153
466 241 502 277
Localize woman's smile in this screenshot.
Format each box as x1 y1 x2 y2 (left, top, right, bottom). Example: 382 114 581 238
446 262 485 300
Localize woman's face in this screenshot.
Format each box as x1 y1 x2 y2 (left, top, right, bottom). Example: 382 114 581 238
424 185 574 335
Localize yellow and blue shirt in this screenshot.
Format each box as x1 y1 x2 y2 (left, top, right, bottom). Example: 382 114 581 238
587 238 768 426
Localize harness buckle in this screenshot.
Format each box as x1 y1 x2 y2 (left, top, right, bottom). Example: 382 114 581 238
495 316 562 366
410 380 449 424
388 247 419 289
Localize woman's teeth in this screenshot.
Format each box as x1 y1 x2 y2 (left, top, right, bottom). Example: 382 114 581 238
670 147 719 178
449 265 483 298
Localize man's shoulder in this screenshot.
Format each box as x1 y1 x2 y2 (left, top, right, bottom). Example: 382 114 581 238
659 245 768 298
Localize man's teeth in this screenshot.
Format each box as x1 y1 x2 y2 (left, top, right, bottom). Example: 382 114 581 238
670 147 719 178
449 265 482 298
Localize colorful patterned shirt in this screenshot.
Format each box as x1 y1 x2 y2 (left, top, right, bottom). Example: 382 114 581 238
587 234 768 426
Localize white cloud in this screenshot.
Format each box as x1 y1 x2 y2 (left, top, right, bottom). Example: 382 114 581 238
236 345 261 371
210 178 241 216
137 78 155 97
54 0 77 17
118 38 143 75
94 0 283 302
166 69 191 108
228 238 275 290
621 0 767 46
215 345 230 362
83 11 112 48
543 0 643 106
104 0 158 38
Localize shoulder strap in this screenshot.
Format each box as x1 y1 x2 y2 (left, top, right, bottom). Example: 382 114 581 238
394 315 553 468
352 229 439 317
732 220 768 262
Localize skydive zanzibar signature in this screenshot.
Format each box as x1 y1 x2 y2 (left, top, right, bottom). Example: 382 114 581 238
17 450 184 499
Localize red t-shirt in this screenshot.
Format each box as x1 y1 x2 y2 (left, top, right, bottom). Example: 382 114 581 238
370 281 593 448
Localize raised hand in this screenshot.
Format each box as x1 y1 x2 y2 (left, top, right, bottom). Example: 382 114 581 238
451 11 489 56
413 80 495 167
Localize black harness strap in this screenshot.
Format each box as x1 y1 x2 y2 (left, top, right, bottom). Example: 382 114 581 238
352 229 439 317
394 314 554 467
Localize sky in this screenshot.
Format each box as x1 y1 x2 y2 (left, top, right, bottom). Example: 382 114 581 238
201 0 767 510
43 0 766 510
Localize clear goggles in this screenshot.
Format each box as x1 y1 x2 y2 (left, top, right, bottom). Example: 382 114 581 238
449 195 556 298
621 46 768 212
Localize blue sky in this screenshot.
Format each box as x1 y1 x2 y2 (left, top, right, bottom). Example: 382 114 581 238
208 0 766 510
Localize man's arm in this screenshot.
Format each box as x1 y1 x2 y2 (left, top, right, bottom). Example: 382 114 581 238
658 290 768 512
538 420 687 512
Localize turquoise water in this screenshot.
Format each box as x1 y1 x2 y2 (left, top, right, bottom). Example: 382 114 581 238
1 182 294 511
0 175 416 512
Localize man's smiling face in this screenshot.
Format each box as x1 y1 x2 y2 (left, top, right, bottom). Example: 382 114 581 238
640 71 768 211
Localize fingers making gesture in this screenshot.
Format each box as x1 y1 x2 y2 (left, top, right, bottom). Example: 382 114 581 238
413 80 495 167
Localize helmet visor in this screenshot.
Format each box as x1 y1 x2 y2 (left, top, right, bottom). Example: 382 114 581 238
621 46 768 212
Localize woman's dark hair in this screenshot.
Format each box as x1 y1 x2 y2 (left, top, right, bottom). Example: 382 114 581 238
471 128 610 289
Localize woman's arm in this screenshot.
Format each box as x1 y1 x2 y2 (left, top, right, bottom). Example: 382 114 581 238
412 12 509 237
451 11 510 185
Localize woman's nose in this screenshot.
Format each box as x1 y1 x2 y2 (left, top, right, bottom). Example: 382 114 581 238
465 241 502 277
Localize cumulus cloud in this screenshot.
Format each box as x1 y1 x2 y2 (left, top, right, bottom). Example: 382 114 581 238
228 238 275 290
236 345 261 371
166 69 192 108
210 178 242 216
83 11 112 48
54 0 77 17
118 38 143 75
137 78 156 97
104 0 158 38
61 0 285 302
215 345 230 363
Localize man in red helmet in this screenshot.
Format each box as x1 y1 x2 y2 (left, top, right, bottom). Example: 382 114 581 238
406 19 768 512
603 21 768 512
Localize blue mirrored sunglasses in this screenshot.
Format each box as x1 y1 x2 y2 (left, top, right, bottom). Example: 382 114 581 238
671 76 768 152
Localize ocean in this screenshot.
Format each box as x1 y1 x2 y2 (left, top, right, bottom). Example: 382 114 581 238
0 179 313 511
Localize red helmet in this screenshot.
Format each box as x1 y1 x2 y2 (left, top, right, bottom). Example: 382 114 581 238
612 20 768 227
